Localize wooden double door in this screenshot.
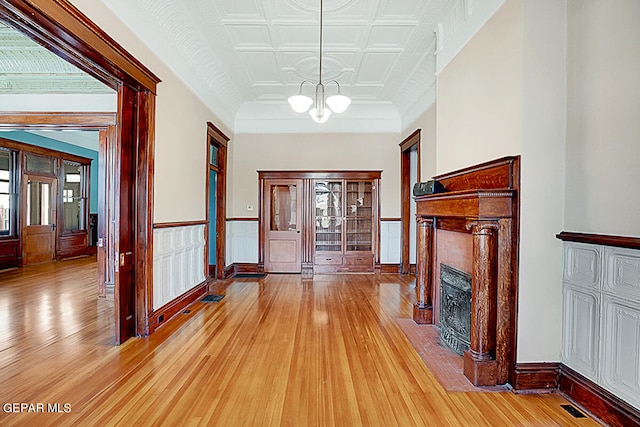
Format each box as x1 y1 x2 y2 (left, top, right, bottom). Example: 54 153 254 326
260 171 381 275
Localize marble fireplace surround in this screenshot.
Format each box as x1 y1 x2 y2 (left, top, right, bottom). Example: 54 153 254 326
413 156 520 387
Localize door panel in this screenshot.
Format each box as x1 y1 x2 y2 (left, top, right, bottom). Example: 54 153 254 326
264 179 302 273
22 176 56 265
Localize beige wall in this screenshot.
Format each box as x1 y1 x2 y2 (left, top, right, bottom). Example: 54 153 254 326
230 133 401 218
565 0 640 236
436 0 523 174
518 0 567 363
436 0 569 363
402 105 437 182
69 0 232 223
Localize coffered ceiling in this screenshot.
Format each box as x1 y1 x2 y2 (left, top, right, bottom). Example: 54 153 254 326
0 0 505 133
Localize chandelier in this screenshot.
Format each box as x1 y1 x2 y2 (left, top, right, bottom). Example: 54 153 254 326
287 0 351 123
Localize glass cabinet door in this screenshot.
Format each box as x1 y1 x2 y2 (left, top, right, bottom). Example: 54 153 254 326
314 180 342 252
345 181 373 252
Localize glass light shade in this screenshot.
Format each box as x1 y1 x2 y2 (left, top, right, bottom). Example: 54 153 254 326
326 94 351 114
288 94 313 113
309 107 331 123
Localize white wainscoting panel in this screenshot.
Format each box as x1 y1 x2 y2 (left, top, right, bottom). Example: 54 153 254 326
605 247 640 302
562 241 640 410
562 286 600 382
226 220 259 264
380 220 401 265
601 295 640 409
563 243 602 290
153 224 206 310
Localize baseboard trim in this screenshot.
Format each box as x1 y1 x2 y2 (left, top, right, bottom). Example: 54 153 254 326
513 362 559 391
559 364 640 427
380 264 400 273
222 263 261 279
148 281 208 334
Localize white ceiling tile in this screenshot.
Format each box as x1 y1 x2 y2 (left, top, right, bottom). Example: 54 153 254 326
355 52 399 84
225 25 272 48
6 0 500 133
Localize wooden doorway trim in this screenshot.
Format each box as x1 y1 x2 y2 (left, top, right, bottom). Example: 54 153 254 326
205 122 229 280
399 129 421 275
0 0 160 343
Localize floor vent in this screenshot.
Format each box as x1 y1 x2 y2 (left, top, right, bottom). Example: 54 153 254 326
560 404 586 418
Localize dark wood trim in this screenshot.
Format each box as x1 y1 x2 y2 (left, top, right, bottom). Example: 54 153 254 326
0 1 159 343
153 220 208 229
147 280 208 334
206 122 229 280
206 121 230 144
0 0 160 92
399 129 421 152
258 170 382 180
0 111 116 128
381 217 401 222
380 264 400 273
513 363 560 391
559 364 640 427
556 231 640 250
414 155 520 387
0 137 92 164
234 263 261 274
226 217 259 222
400 130 420 275
223 264 235 279
136 91 155 338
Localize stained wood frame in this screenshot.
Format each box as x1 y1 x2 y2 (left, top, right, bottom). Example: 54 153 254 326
400 129 421 274
205 122 229 280
0 136 93 264
0 0 160 343
258 170 382 276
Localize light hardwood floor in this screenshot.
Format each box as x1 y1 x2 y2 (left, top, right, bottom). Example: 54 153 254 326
0 257 599 426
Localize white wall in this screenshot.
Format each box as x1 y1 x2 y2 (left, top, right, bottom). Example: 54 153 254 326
565 0 640 236
69 0 232 223
229 132 401 219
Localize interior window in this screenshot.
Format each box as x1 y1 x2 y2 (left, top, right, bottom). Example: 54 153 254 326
0 149 14 236
62 161 86 231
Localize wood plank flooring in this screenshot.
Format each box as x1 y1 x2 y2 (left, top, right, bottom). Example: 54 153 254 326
0 258 599 426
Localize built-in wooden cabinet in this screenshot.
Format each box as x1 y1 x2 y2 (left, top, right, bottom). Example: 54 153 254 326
313 179 376 273
259 171 381 275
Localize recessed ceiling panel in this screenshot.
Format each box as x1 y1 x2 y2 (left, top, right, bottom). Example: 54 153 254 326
216 0 263 19
225 25 272 48
355 52 398 84
378 0 427 20
238 51 281 83
367 25 415 49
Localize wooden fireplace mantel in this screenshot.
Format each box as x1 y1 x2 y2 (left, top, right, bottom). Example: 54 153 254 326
414 156 520 387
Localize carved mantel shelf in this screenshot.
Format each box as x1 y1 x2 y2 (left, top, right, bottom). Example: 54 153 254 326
413 156 520 387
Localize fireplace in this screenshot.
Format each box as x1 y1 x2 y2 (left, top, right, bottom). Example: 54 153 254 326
438 264 472 355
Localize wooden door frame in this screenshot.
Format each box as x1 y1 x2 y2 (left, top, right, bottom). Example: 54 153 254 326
205 122 229 280
399 129 421 275
0 0 160 342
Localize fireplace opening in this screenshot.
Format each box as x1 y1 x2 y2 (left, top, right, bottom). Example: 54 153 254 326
438 264 472 355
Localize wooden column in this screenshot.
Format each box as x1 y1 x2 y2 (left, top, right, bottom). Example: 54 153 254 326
464 220 498 386
413 217 433 324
